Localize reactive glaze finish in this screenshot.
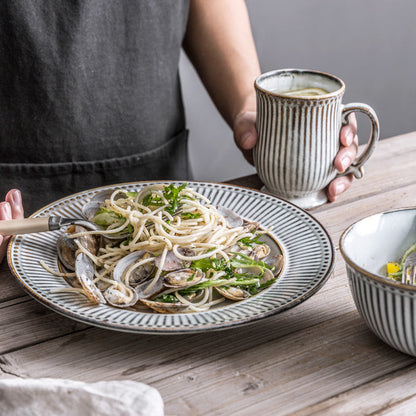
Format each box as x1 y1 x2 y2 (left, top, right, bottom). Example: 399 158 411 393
254 69 379 209
340 208 416 356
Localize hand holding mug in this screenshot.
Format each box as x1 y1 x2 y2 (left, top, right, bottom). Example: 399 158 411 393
233 106 360 201
252 69 379 209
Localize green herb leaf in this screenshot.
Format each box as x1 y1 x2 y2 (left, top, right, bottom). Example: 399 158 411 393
142 193 163 207
230 252 272 271
191 257 224 272
238 235 263 248
179 278 260 295
155 294 179 303
162 183 188 215
154 294 179 303
93 207 125 227
181 212 202 220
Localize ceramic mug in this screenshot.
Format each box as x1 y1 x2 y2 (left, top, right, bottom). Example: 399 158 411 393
254 69 380 209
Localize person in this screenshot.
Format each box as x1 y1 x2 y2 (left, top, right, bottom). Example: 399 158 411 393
0 0 358 262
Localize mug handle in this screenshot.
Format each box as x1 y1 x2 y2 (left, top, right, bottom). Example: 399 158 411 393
337 102 380 179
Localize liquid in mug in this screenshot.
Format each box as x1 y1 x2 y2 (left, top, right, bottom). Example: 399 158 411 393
273 87 329 97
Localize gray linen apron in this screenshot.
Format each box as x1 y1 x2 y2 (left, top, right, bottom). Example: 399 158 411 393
0 0 190 214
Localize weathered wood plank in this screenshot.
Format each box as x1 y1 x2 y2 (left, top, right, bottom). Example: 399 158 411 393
158 313 415 416
291 363 416 416
314 182 416 248
0 298 87 354
0 261 26 302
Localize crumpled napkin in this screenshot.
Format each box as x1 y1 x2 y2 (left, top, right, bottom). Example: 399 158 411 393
0 378 164 416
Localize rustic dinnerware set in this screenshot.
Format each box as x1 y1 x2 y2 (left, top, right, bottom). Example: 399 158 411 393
6 68 415 358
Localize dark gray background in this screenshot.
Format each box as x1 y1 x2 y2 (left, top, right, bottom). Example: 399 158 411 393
180 0 415 181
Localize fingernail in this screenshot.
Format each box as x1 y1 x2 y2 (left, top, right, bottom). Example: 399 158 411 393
0 202 12 220
334 182 346 195
10 189 22 206
241 132 253 148
346 131 354 146
341 156 351 171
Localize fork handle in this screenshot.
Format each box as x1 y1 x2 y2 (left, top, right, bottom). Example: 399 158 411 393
0 217 51 236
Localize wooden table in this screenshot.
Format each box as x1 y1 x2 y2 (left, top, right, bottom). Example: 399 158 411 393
1 132 415 415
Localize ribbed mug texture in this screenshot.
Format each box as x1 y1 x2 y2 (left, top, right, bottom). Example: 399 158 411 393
254 90 343 199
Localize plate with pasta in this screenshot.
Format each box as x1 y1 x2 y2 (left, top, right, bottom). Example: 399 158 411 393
8 181 335 334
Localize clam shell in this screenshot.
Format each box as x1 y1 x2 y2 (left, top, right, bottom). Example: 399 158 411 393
113 251 155 286
134 277 164 300
215 286 251 301
163 268 204 288
75 253 105 304
104 285 139 308
140 299 191 314
216 206 243 228
154 248 196 271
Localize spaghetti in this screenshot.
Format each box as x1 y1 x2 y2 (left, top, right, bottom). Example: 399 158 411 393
46 183 283 313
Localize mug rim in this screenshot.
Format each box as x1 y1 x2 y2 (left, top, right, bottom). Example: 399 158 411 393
255 68 346 100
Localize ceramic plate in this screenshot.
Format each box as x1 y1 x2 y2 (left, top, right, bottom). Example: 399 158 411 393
8 181 335 334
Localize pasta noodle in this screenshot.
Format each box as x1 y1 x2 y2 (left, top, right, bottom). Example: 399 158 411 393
46 184 283 313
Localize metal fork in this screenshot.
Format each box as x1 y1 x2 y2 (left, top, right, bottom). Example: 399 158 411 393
401 251 416 285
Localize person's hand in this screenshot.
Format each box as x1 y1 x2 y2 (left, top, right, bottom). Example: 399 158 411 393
0 189 24 263
327 115 358 201
233 111 358 201
233 110 257 165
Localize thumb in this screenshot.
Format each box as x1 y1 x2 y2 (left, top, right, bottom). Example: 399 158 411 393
233 111 257 151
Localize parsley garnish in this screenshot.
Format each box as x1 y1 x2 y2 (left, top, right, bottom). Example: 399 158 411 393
181 212 202 220
238 235 263 248
154 294 179 303
142 183 188 215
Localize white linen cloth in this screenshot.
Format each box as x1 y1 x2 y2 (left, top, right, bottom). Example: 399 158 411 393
0 378 164 416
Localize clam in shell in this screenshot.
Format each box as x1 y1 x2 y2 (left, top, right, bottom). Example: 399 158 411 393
215 286 251 301
104 284 139 308
163 268 204 289
140 298 192 314
113 251 155 286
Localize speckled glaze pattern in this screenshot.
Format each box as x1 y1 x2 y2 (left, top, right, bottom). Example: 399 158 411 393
254 69 379 209
347 264 416 356
340 207 416 357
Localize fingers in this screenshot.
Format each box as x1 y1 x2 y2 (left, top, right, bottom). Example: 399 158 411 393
339 116 357 147
328 115 358 202
336 114 359 172
327 174 354 202
0 202 13 263
334 135 358 172
5 189 24 219
0 190 23 263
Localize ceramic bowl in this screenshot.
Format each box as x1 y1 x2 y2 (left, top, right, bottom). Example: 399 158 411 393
340 207 416 356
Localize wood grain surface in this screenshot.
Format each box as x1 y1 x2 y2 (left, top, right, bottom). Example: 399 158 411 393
1 132 415 415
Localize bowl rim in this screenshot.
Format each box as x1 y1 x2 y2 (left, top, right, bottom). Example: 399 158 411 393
339 206 416 291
